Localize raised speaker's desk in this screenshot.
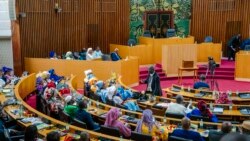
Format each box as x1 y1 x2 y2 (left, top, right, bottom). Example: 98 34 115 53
25 57 139 89
235 51 250 82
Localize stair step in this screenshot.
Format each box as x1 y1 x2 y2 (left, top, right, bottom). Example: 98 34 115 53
198 71 234 75
198 67 234 71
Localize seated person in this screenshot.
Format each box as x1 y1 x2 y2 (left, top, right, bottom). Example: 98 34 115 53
75 100 99 130
135 109 166 140
220 133 250 141
215 92 232 104
79 131 90 141
104 108 131 137
79 48 87 60
46 131 60 141
48 69 63 83
84 69 96 83
65 51 74 60
171 117 204 141
242 120 250 135
1 66 13 84
49 51 58 59
86 48 94 60
93 46 103 59
209 121 232 141
63 95 78 118
166 95 187 115
193 74 210 89
110 48 122 61
113 94 140 111
25 125 43 141
187 100 218 122
0 68 6 88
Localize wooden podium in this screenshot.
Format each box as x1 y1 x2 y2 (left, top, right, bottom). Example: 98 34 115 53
162 44 197 77
235 51 250 82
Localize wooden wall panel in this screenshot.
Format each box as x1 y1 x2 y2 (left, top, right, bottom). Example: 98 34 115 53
15 0 129 70
191 0 250 56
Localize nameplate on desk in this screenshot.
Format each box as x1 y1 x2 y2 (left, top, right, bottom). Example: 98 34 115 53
213 107 224 113
194 93 206 98
240 109 250 115
239 93 250 99
171 88 180 92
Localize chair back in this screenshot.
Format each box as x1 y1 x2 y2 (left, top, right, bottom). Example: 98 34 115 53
166 112 185 119
168 136 192 141
131 131 152 141
106 98 114 106
100 125 120 137
59 110 71 123
182 60 194 68
115 103 126 109
190 115 210 122
72 118 87 129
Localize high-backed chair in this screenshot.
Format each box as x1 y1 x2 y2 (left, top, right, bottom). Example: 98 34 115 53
100 125 120 137
59 110 71 123
72 118 87 129
131 131 152 141
168 136 192 141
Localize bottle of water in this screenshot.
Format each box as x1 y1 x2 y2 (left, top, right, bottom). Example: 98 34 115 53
199 119 203 129
163 115 167 125
188 86 191 92
209 102 213 110
120 135 123 141
181 85 184 90
236 90 239 96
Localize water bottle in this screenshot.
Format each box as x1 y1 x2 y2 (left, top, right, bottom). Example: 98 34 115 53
181 85 184 90
163 115 167 125
209 102 213 110
232 126 236 132
236 90 239 96
120 135 123 141
188 86 191 92
229 104 233 111
199 119 203 129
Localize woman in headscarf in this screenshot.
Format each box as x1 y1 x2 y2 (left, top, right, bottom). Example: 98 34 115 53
104 108 131 137
215 92 232 104
86 48 94 60
188 100 218 122
135 109 161 139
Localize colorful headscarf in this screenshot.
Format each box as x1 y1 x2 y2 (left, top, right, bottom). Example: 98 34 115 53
215 92 232 104
135 109 155 133
49 51 55 58
104 108 120 127
197 100 212 118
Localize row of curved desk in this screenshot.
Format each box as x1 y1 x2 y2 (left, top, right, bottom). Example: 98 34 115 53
1 74 126 141
71 75 246 128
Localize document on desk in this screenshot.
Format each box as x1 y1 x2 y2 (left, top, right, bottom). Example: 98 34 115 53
213 107 224 113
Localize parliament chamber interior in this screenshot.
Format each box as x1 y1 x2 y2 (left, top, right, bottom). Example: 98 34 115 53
1 0 250 141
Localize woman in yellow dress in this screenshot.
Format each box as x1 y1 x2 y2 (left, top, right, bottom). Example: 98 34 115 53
135 109 167 140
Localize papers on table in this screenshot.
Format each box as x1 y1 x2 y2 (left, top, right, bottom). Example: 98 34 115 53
213 107 224 113
156 103 169 108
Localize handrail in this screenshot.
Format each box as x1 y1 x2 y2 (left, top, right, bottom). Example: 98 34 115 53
14 73 127 141
69 75 242 128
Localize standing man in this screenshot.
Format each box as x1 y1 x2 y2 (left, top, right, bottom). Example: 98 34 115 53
227 34 241 61
141 66 162 96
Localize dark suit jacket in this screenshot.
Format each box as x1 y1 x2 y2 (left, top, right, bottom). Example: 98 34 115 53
144 73 162 96
110 52 121 61
75 109 99 130
208 130 227 141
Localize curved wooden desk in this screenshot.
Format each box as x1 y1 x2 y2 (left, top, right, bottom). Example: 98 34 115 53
70 75 243 129
25 57 139 89
235 51 250 82
164 85 250 104
2 74 126 141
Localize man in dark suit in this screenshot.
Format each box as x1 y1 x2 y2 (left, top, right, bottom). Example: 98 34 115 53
141 66 162 96
110 48 122 61
227 34 241 61
208 121 232 141
75 100 100 130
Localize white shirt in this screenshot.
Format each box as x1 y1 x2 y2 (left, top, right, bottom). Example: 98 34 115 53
107 85 116 100
166 102 187 115
86 53 94 60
